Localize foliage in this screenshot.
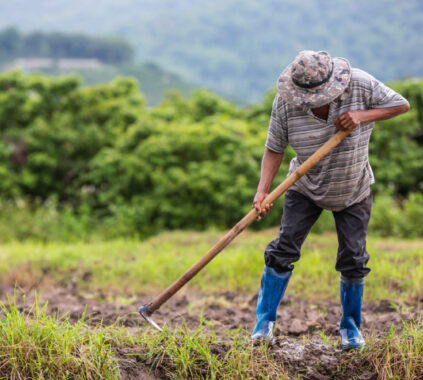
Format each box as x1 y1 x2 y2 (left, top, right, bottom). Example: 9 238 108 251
0 27 196 106
369 79 423 196
67 62 196 107
370 193 423 239
0 71 144 202
0 71 421 238
0 27 133 64
1 0 422 102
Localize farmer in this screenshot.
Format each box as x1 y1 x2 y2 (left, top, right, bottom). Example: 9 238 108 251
251 50 410 350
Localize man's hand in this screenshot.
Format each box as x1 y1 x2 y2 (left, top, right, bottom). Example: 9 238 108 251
334 105 410 131
253 191 273 220
253 147 283 221
334 110 362 131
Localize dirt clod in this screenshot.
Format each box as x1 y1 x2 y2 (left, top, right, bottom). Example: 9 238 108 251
1 287 421 379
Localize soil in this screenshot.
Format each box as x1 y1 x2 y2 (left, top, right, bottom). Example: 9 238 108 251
1 286 421 380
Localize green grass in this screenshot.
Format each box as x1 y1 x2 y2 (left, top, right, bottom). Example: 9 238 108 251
0 229 422 378
2 300 421 379
137 318 423 380
135 321 288 379
0 295 119 379
343 317 423 380
0 229 421 303
0 294 290 379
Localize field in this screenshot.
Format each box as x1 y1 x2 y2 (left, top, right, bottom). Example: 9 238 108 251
0 12 421 379
0 229 422 379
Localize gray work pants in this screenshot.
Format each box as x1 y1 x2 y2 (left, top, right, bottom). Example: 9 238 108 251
264 190 372 279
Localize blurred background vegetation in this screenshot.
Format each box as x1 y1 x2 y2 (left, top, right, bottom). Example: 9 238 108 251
0 28 194 105
0 71 421 241
0 0 422 103
0 0 421 241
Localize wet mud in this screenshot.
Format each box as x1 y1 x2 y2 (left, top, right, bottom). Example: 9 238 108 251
1 286 421 379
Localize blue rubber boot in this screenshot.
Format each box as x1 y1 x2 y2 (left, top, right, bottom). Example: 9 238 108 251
250 266 292 344
339 275 366 351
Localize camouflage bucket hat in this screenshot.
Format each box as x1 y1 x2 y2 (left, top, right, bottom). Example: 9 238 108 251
277 50 351 108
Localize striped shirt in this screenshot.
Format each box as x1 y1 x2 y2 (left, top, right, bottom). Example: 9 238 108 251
265 68 409 211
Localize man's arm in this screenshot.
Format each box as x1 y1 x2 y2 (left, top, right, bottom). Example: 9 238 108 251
334 104 410 131
253 147 284 220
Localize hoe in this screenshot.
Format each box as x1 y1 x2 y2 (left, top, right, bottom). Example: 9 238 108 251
139 129 351 331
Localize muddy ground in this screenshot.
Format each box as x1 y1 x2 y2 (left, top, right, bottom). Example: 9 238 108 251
1 286 422 380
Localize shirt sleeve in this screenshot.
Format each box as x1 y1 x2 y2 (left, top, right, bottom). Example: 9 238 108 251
368 76 409 109
265 94 288 153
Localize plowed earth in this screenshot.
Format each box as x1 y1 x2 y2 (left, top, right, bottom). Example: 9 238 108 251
1 286 421 380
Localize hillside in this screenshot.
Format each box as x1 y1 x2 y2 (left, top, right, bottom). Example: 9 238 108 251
0 29 196 105
0 0 422 102
37 61 195 106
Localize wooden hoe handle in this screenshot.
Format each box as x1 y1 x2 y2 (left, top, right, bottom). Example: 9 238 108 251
146 129 351 313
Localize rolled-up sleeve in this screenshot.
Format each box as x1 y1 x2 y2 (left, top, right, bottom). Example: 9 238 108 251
265 94 288 153
369 77 409 109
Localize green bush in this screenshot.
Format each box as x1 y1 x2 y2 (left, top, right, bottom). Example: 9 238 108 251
0 192 420 241
369 192 423 238
401 192 423 238
0 71 421 239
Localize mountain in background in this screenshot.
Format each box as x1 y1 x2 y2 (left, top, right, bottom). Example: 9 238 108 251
0 28 195 105
1 0 422 103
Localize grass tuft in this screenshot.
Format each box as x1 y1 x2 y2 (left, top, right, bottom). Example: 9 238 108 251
0 295 119 379
136 321 288 379
360 317 423 380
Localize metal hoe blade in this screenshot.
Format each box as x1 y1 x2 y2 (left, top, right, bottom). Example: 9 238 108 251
138 305 162 331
